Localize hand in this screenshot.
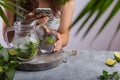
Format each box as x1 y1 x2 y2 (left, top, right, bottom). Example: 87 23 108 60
53 32 63 51
37 16 49 25
42 25 63 52
25 11 49 25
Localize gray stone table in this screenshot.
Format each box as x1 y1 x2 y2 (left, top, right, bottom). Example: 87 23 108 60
14 50 120 80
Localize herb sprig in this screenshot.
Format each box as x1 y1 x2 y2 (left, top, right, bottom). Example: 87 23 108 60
0 44 19 80
98 70 120 80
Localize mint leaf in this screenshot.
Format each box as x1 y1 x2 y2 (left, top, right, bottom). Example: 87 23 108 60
0 45 9 62
103 70 108 76
0 44 3 49
98 70 120 80
6 68 15 80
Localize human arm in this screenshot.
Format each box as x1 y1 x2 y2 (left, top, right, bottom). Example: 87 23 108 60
55 0 75 51
42 0 75 51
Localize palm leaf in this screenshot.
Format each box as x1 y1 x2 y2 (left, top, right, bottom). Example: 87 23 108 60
0 6 10 26
72 0 120 40
0 0 27 27
71 0 99 27
75 0 111 36
58 0 70 5
95 0 120 39
2 0 27 12
82 0 113 39
0 2 22 17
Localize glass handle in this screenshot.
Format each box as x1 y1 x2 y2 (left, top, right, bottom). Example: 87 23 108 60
4 27 16 48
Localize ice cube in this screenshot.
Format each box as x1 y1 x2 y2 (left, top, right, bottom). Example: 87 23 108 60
19 43 28 50
29 34 37 43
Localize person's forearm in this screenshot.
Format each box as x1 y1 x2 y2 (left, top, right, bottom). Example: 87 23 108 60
60 31 70 47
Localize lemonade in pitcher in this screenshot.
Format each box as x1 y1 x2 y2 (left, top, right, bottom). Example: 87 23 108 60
4 20 39 61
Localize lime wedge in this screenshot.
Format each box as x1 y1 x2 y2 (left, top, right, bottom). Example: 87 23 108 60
114 52 120 62
106 58 116 66
8 49 17 56
45 36 54 44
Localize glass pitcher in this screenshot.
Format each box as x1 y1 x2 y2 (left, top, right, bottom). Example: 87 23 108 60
4 20 39 61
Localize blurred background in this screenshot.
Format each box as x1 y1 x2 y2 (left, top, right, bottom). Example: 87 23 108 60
0 0 120 51
64 0 120 51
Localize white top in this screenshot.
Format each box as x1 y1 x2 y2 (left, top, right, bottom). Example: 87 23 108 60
45 17 60 31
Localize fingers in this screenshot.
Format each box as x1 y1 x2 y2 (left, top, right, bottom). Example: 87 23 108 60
25 12 35 20
42 25 50 33
54 33 63 51
37 16 49 24
54 40 63 51
27 12 35 16
25 11 49 24
39 25 63 52
42 25 57 34
56 33 61 40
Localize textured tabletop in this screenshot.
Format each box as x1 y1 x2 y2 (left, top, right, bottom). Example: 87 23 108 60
14 50 120 80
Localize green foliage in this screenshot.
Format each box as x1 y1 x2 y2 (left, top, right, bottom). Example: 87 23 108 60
98 70 120 80
0 6 10 27
55 0 69 7
58 0 70 5
44 36 55 44
0 44 19 80
0 44 9 62
0 0 27 27
71 0 120 39
15 41 39 59
6 68 15 80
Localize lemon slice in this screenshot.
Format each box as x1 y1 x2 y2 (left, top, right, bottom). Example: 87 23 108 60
8 49 17 55
114 52 120 62
106 58 116 66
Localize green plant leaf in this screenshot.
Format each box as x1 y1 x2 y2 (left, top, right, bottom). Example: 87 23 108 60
75 12 92 35
6 68 15 80
72 0 120 43
2 0 27 13
6 61 19 69
103 70 108 77
0 49 9 62
95 0 120 39
0 0 27 27
0 6 10 27
0 1 23 17
0 57 7 66
59 0 69 5
98 70 120 80
0 45 9 62
71 0 98 28
82 0 113 39
16 0 25 2
75 0 111 36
